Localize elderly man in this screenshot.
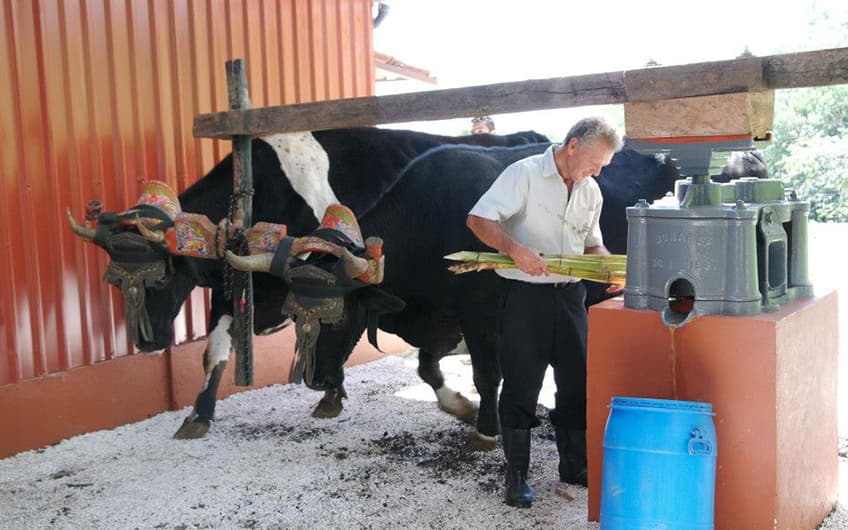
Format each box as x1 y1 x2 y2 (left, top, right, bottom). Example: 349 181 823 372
466 116 623 507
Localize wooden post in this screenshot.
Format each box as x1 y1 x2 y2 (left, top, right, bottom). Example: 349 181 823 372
226 59 254 386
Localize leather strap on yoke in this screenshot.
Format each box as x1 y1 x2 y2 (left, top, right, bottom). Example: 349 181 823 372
269 236 295 279
94 204 174 248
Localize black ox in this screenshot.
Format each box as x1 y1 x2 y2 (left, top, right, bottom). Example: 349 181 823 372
67 127 549 440
222 139 684 450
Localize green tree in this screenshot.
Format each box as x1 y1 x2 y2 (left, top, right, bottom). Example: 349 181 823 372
763 85 848 221
759 3 848 222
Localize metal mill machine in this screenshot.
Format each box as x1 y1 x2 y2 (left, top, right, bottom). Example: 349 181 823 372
622 138 814 327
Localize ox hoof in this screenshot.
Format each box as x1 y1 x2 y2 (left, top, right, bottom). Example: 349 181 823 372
467 430 498 452
311 392 344 419
437 391 478 426
173 417 211 440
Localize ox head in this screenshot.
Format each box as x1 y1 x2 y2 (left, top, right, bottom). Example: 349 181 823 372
67 181 198 351
226 204 404 389
297 284 406 391
715 150 768 182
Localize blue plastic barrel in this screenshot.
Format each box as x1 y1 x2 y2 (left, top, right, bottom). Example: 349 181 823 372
600 397 717 530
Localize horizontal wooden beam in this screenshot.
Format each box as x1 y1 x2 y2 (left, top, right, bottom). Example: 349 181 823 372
193 47 848 139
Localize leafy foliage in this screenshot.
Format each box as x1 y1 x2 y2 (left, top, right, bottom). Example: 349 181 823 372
762 86 848 222
758 2 848 222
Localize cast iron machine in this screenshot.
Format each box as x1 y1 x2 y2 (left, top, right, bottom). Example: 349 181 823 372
622 140 813 327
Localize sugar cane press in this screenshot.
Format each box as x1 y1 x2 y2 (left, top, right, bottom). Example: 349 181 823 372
622 139 813 327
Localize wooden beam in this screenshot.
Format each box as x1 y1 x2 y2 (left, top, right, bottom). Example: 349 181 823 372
193 47 848 139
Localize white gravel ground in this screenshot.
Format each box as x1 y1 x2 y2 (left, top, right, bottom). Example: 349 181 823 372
0 351 845 530
0 354 595 530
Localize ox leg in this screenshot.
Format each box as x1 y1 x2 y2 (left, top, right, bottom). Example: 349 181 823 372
462 328 501 452
417 348 478 426
173 315 233 440
311 385 347 419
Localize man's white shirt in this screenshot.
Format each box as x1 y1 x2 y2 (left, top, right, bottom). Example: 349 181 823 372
469 145 603 284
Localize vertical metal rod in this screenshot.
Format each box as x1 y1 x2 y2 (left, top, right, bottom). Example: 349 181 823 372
226 59 254 386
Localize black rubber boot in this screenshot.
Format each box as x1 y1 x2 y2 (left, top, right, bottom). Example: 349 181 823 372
556 427 587 487
502 428 533 508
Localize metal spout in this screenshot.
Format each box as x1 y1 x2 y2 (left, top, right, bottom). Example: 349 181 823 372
661 278 697 328
661 306 696 328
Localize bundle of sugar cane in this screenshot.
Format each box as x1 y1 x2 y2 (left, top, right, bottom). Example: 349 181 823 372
444 251 627 285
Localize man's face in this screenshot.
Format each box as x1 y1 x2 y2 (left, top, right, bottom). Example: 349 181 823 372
471 119 492 134
566 138 615 183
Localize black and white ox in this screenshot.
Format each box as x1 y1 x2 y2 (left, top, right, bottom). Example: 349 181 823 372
66 127 548 440
224 141 686 449
226 144 765 446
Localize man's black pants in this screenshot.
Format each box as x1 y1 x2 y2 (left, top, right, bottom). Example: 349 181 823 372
497 278 588 430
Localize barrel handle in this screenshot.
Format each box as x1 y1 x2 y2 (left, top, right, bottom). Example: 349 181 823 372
688 427 713 456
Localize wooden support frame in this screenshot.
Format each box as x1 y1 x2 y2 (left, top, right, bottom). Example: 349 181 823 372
193 47 848 138
225 59 254 387
195 47 848 386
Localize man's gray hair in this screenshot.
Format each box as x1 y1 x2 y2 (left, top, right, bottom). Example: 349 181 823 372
564 117 622 151
471 115 495 130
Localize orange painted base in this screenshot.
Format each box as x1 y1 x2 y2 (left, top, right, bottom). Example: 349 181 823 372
0 328 411 459
587 290 839 530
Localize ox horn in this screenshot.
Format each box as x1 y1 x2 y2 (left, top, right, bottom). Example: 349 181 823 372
340 248 369 279
224 250 274 273
289 236 367 278
66 207 96 241
134 215 167 246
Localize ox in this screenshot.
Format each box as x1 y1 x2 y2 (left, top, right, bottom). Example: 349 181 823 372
226 142 761 448
716 149 768 181
226 141 685 449
67 127 548 440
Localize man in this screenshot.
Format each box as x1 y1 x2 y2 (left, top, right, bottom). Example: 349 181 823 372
466 116 623 508
470 115 496 134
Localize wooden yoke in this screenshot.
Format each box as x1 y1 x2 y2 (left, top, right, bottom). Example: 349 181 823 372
226 59 254 387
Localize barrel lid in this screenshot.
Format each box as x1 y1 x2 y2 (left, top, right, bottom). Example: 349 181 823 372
611 396 713 413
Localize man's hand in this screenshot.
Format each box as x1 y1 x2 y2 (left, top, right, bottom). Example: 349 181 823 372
606 282 625 294
466 216 550 276
510 245 549 276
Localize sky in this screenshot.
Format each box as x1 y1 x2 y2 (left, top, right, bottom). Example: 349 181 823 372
373 0 848 138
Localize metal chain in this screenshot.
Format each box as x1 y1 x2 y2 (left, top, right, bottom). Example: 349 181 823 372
222 188 254 301
228 234 252 361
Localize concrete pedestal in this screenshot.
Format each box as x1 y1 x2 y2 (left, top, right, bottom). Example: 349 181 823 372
587 290 839 529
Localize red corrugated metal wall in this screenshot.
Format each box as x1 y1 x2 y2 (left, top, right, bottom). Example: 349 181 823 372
0 0 375 385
